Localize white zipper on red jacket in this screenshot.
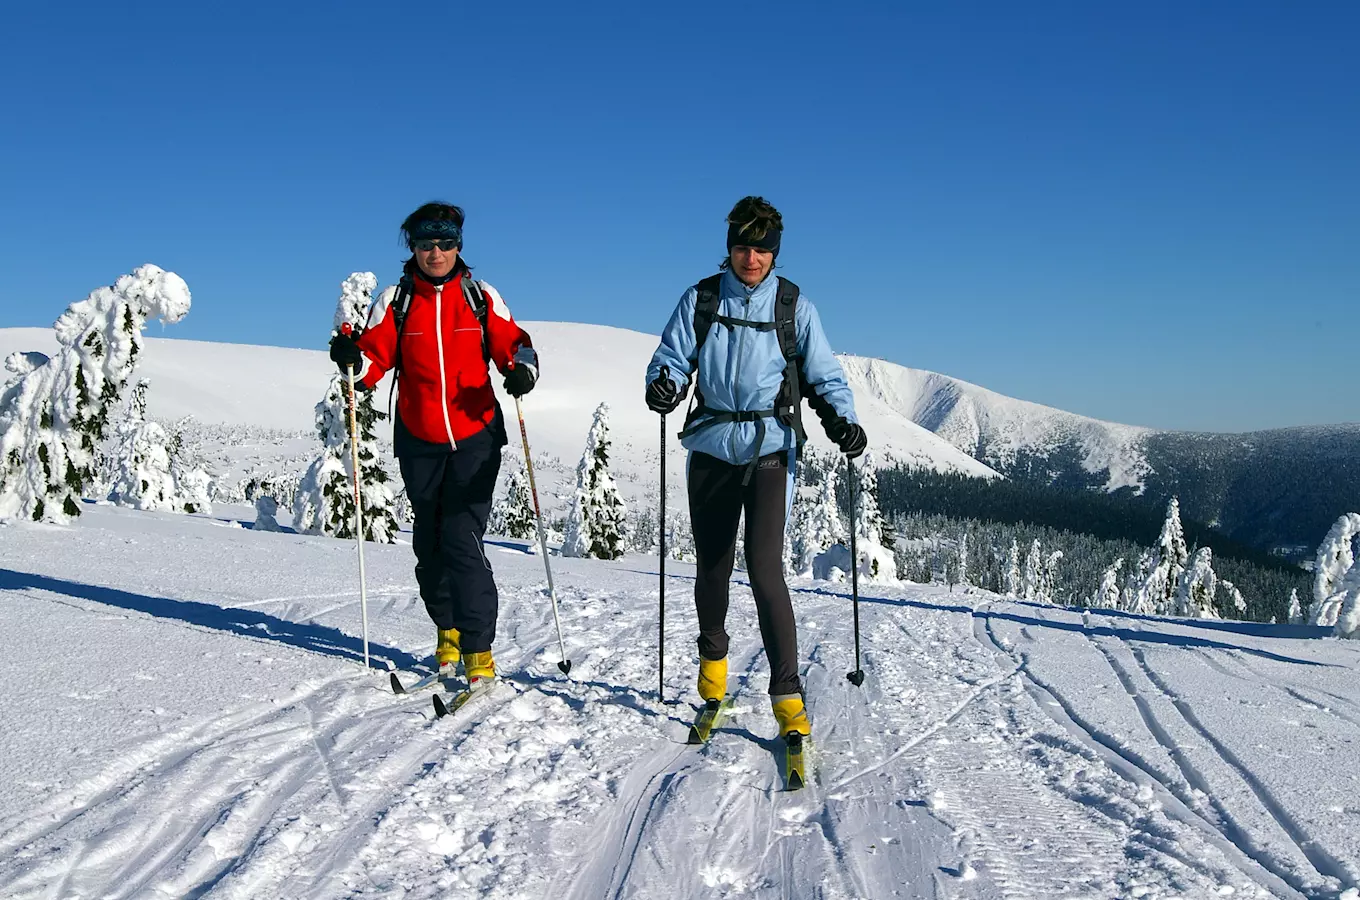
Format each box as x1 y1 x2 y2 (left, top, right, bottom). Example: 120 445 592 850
433 283 458 449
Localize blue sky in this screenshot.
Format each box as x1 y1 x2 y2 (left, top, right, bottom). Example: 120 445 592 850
1 1 1356 432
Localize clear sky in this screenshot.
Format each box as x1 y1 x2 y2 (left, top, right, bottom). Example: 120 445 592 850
1 1 1356 432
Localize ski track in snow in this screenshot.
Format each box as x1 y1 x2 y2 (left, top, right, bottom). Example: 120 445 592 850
1 505 1358 899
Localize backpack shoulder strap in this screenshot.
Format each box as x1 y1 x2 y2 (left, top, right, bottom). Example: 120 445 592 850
461 275 491 363
773 276 807 444
773 277 800 364
691 274 723 363
386 276 416 420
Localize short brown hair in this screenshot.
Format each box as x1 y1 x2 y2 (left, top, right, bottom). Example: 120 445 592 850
727 195 782 243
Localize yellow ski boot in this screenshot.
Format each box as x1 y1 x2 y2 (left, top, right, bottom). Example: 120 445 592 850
771 694 811 737
697 655 728 703
687 656 731 744
463 650 496 692
436 626 461 680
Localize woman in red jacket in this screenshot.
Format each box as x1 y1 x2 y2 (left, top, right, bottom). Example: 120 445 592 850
329 202 538 690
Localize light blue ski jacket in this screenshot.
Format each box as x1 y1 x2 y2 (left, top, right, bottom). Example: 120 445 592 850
646 269 859 467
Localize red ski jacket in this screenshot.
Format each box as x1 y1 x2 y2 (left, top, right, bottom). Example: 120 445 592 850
355 268 535 447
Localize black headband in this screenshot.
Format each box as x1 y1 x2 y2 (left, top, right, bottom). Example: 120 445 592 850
726 223 781 257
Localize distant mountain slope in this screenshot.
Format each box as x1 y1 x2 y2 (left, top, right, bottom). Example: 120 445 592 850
842 354 1360 555
840 357 1152 491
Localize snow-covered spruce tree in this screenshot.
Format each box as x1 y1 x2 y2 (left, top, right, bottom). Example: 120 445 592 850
1139 498 1189 616
1287 588 1304 626
1022 539 1042 601
1176 547 1218 618
1004 539 1022 598
1309 513 1360 626
1095 558 1124 609
107 379 174 510
293 273 398 542
809 459 851 580
489 458 536 540
1123 551 1157 614
847 453 898 582
165 419 213 514
0 265 191 522
1309 513 1360 636
787 461 817 576
562 402 628 559
1040 550 1063 604
956 531 970 589
104 383 213 514
1219 578 1247 619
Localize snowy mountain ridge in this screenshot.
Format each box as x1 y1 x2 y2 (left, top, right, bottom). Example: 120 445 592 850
841 356 1153 491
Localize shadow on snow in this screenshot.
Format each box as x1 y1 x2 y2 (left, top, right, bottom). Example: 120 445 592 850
0 567 426 672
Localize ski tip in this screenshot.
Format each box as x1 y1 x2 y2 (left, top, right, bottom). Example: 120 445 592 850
846 669 866 687
390 673 406 695
558 659 572 675
686 726 704 745
432 694 449 718
786 769 805 791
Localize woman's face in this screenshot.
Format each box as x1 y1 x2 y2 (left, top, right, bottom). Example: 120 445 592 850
412 239 459 280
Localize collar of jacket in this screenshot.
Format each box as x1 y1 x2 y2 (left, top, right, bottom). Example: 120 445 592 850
720 267 779 302
406 258 468 288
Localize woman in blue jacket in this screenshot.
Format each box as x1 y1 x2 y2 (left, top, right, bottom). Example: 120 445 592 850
645 196 867 739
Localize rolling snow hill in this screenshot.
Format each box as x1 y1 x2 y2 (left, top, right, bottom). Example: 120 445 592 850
0 324 997 496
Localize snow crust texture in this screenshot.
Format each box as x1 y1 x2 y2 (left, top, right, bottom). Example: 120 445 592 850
1 503 1357 899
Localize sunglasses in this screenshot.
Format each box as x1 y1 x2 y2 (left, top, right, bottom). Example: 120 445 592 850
412 239 459 252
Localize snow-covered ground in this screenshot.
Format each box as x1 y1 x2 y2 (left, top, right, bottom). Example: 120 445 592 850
2 503 1357 899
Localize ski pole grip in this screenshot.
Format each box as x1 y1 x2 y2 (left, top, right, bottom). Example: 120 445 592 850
341 323 353 337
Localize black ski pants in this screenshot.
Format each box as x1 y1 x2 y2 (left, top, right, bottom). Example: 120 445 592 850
689 449 801 697
396 415 503 654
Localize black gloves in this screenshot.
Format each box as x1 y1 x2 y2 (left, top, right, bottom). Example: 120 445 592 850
827 417 867 459
329 331 364 375
503 363 537 397
646 375 682 414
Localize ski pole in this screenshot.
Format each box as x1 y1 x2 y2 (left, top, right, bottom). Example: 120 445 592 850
658 366 669 703
846 456 865 687
513 393 572 675
340 324 371 671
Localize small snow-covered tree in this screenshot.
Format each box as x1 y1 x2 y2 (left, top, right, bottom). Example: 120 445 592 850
0 265 191 522
489 458 536 540
293 273 398 542
1139 498 1190 615
1309 513 1360 637
1177 547 1218 618
787 463 817 576
1310 513 1360 626
254 495 283 532
1287 588 1304 625
107 380 174 510
562 402 628 559
1123 551 1157 614
1004 540 1022 598
808 459 855 580
165 418 213 514
1022 539 1043 601
1040 550 1063 604
845 454 897 582
1219 578 1247 618
956 531 970 588
1095 558 1124 609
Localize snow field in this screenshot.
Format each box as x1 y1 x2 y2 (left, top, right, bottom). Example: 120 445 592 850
1 504 1358 898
